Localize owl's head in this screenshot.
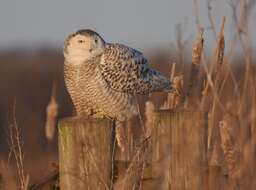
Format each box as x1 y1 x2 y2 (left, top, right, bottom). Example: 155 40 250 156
64 29 105 63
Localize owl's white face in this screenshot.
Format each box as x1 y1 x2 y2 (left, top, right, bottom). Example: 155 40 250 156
64 30 105 64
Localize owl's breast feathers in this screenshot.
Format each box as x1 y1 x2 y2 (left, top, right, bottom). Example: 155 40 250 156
64 56 137 120
99 43 172 94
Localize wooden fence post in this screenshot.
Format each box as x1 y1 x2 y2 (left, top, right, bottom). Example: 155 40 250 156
151 109 208 190
58 117 113 190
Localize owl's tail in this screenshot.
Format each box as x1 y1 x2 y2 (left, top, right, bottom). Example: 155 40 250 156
151 71 180 96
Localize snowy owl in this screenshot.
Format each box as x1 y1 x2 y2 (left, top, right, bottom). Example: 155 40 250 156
63 29 176 150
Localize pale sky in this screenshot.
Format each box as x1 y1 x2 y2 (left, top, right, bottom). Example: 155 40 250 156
1 0 255 50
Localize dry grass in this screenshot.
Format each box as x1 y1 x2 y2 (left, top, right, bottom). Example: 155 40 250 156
0 1 255 189
7 100 29 189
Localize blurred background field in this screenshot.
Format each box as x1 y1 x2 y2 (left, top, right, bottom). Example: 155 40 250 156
0 0 256 189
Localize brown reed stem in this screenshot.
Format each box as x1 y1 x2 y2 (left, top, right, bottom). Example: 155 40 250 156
186 29 204 106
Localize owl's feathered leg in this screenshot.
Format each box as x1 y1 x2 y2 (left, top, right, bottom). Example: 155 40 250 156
115 120 127 152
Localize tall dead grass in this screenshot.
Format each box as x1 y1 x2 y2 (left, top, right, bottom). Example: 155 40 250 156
0 1 255 189
7 99 29 190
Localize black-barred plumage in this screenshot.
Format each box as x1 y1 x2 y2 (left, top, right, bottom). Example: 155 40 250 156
100 43 171 94
63 29 175 151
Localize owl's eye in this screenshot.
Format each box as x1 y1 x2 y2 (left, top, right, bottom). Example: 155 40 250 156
95 39 98 43
78 40 84 43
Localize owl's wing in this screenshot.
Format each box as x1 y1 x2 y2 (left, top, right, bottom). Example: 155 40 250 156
99 43 171 94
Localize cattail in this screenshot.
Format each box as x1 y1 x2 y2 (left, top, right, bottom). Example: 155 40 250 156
216 19 225 67
212 17 225 83
219 120 239 178
45 96 58 141
192 29 204 66
45 82 58 141
186 29 204 104
167 75 184 109
161 62 183 109
209 17 225 85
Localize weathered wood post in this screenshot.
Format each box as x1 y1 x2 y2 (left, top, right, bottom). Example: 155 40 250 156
151 109 208 190
58 117 113 190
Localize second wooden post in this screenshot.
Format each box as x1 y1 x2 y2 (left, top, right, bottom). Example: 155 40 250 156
151 109 208 190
